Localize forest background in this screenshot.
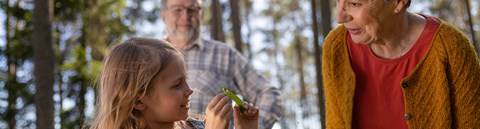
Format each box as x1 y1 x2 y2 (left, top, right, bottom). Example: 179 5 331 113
1 0 479 128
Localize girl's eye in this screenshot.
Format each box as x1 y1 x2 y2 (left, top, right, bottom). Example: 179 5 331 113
172 82 181 89
175 84 181 88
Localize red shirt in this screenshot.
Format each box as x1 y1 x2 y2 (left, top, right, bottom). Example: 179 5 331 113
348 16 440 129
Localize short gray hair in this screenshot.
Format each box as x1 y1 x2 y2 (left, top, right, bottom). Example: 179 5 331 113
159 0 167 10
159 0 204 10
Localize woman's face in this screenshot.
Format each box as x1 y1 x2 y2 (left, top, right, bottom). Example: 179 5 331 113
336 0 397 44
139 55 193 125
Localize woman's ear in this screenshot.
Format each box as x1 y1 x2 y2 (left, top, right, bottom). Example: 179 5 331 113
394 0 408 13
133 99 146 110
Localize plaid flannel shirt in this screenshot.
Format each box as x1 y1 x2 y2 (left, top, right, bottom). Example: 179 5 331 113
179 38 283 129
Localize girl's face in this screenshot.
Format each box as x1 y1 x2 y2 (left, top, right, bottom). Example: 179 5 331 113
138 55 193 125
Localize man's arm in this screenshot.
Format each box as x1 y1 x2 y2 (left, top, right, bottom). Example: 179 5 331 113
229 48 283 129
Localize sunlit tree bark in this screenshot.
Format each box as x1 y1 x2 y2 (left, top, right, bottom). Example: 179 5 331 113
230 0 243 53
211 0 225 42
464 0 480 59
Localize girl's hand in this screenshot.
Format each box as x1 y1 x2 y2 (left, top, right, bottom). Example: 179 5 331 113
205 93 232 129
233 101 259 129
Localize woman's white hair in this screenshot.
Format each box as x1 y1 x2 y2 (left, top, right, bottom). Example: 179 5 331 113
385 0 411 8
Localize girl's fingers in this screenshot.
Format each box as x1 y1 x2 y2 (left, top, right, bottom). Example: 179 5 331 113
208 93 226 108
247 105 255 114
215 95 231 108
239 101 259 115
243 101 250 109
224 104 234 117
251 106 259 114
220 100 233 116
213 95 232 116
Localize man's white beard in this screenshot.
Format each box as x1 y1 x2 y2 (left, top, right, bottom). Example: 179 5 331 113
170 29 197 42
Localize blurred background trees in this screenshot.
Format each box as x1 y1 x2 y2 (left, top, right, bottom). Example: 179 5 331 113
1 0 479 128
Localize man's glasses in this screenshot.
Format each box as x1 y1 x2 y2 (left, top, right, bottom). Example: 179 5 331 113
167 6 202 16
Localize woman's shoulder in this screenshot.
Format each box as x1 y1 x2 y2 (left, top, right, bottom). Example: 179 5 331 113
323 25 348 54
429 19 478 63
433 20 472 49
434 20 469 43
325 25 348 44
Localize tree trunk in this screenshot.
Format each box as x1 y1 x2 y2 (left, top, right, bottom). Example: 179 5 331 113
319 0 332 34
269 0 288 128
4 0 18 128
295 34 308 119
464 0 480 59
317 0 331 128
78 81 88 127
33 0 55 128
269 1 285 93
53 26 65 129
230 0 243 53
211 0 225 42
243 0 254 61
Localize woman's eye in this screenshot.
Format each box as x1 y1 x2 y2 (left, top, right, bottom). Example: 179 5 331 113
349 2 361 7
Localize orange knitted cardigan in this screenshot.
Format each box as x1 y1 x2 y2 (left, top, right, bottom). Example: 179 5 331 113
322 20 480 129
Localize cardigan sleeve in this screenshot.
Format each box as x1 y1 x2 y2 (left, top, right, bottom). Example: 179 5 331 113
322 25 355 129
440 24 480 128
323 25 344 129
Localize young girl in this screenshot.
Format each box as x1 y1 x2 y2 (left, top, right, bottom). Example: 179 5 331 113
90 37 259 129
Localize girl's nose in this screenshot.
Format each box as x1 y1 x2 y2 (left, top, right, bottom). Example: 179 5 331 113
185 83 193 97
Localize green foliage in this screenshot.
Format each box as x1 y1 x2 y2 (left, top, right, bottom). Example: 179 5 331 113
1 1 35 128
2 0 476 128
1 0 160 128
53 0 84 23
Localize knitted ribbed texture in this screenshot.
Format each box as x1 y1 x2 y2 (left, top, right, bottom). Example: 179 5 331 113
322 19 480 129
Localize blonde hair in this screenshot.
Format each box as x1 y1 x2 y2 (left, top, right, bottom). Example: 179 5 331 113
89 37 182 129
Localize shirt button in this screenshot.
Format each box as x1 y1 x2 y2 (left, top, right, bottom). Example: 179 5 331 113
404 114 411 120
402 83 408 88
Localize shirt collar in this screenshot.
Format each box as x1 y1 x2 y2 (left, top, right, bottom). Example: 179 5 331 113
184 37 204 51
163 35 204 51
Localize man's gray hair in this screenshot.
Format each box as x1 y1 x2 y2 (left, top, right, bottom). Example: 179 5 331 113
159 0 167 10
159 0 204 10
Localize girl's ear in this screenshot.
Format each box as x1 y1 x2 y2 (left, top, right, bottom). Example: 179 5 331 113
133 99 146 110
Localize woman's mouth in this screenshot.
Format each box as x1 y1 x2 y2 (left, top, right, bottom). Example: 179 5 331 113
348 28 361 35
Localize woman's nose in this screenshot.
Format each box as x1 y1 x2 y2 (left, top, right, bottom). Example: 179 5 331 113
335 2 352 23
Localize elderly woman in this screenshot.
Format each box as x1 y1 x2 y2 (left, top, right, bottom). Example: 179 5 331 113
322 0 480 128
